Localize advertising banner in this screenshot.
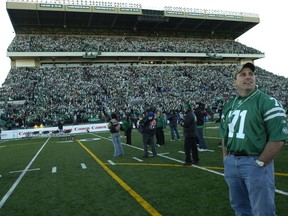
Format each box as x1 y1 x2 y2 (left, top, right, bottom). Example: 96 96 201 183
0 123 109 140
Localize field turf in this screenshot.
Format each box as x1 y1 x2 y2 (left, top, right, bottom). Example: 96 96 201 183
0 123 287 216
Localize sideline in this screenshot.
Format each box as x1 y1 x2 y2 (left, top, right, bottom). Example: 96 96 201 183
0 137 51 209
92 133 288 196
76 139 162 216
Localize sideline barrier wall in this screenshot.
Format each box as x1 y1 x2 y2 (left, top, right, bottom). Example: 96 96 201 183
0 123 109 140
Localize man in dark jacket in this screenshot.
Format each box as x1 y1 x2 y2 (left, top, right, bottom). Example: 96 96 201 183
167 109 181 141
138 111 157 158
194 102 208 151
181 103 199 165
121 113 133 145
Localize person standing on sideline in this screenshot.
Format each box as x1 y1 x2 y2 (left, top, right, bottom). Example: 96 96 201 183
167 109 181 141
138 111 157 158
108 113 124 157
121 113 133 145
155 110 166 146
58 120 64 135
130 109 139 129
181 103 199 165
220 62 288 216
194 102 208 151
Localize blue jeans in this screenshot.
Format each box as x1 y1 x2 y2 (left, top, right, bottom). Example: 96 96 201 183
169 125 180 140
111 133 124 157
224 155 276 216
196 127 207 149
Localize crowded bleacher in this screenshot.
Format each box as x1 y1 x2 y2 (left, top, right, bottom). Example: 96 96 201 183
7 35 262 54
0 52 287 130
0 5 287 130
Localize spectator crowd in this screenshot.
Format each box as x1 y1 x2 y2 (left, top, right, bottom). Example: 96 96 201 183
0 35 286 130
7 34 262 54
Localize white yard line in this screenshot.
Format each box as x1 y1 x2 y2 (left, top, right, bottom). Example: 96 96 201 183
275 189 288 196
107 160 116 165
9 168 40 174
0 137 51 209
81 163 87 169
52 167 57 173
132 157 143 162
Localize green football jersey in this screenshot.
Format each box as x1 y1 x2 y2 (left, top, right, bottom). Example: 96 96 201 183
220 89 288 155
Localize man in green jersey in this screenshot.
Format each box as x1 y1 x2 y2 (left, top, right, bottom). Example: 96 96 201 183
220 62 288 216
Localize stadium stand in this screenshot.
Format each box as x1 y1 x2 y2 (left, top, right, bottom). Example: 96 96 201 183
0 0 287 130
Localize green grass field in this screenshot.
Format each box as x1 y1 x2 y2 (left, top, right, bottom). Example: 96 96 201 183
0 123 287 216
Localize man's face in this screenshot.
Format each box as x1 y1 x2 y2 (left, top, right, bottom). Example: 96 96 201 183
233 67 256 96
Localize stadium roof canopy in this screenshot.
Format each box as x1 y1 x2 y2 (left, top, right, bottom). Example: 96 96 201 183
6 0 260 39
